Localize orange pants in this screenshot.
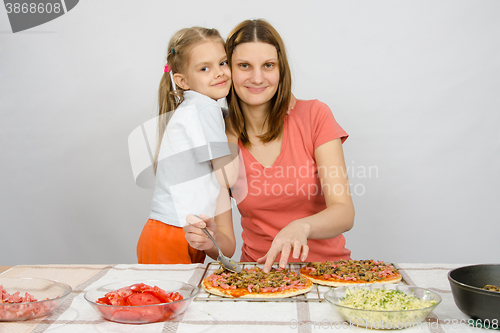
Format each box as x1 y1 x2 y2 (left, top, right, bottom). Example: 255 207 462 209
137 219 206 264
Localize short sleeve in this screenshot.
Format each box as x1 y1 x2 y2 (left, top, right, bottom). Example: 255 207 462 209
191 103 231 163
311 100 348 150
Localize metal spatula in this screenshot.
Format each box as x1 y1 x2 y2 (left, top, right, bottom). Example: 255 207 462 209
202 228 242 273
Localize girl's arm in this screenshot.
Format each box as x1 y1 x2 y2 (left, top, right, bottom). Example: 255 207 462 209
211 142 239 188
211 114 240 188
183 186 236 260
258 138 355 272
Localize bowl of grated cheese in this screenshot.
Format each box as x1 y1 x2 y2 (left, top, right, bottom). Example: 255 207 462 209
324 284 441 329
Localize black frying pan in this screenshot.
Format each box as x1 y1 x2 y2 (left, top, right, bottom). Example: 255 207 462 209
448 264 500 322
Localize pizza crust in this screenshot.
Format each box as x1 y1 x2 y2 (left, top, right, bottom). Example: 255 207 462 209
202 275 313 299
299 269 402 287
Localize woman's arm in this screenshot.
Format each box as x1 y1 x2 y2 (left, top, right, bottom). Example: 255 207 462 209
258 138 354 272
183 186 236 260
303 138 355 237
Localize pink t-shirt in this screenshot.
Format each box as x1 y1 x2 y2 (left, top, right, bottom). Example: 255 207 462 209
232 99 352 262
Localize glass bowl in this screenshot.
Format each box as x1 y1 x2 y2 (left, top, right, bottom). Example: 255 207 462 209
84 280 199 324
0 277 72 321
324 284 441 330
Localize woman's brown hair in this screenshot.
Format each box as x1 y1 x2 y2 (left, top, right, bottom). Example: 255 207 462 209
154 27 224 173
226 19 292 147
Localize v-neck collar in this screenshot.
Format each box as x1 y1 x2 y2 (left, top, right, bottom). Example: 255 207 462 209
240 117 289 169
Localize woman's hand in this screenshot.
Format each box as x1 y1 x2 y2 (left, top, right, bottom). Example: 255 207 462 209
257 219 310 273
183 214 217 251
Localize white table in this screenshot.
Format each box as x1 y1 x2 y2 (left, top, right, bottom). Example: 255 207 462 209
0 263 482 332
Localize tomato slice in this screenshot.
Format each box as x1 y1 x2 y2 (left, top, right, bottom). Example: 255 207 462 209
105 292 127 306
137 306 164 322
127 293 161 306
115 287 134 298
129 283 147 292
165 292 183 302
97 306 115 319
109 309 142 323
171 292 183 302
104 287 134 306
163 309 176 320
96 296 111 305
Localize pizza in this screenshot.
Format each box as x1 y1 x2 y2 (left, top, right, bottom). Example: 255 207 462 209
202 267 313 298
299 259 402 286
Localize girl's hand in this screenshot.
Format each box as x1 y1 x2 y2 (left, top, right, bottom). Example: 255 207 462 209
183 214 217 251
256 220 310 273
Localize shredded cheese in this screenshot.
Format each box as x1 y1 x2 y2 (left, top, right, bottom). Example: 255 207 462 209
338 288 436 311
333 287 440 329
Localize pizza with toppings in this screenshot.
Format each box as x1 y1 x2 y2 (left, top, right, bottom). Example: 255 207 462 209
299 259 402 286
202 267 313 298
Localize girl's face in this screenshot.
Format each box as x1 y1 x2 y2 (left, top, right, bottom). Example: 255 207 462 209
231 42 280 110
176 40 231 100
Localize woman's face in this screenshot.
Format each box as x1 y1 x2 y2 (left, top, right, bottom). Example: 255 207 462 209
231 42 280 110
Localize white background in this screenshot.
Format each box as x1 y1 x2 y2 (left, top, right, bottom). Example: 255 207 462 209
1 0 499 265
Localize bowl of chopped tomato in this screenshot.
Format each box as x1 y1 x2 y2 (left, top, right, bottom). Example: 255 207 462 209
84 280 198 324
0 277 72 321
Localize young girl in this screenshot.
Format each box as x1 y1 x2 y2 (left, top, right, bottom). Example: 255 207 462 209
137 27 237 264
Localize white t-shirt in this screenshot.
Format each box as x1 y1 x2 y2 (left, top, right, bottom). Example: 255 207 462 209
149 91 231 227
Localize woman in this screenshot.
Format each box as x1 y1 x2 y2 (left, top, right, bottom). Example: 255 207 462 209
184 19 354 273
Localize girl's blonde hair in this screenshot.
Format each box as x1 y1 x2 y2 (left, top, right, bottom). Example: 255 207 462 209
154 27 225 173
226 19 292 148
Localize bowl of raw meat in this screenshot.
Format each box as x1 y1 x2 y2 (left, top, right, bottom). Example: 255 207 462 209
0 277 72 321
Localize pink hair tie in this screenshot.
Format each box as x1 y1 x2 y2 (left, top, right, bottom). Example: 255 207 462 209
164 64 171 73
